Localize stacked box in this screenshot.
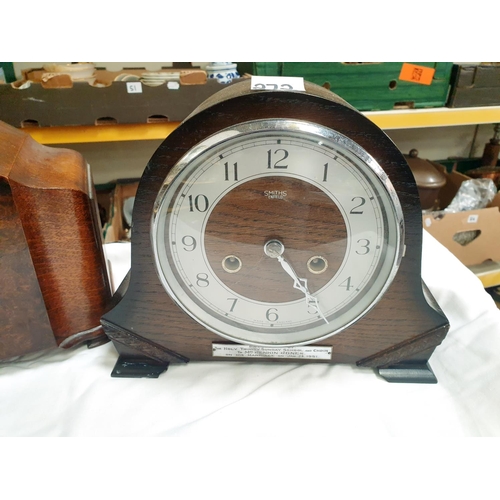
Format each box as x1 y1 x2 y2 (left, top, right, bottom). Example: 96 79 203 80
447 64 500 108
0 68 229 128
238 62 453 111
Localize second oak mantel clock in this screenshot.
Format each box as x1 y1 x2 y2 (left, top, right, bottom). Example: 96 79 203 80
101 77 450 383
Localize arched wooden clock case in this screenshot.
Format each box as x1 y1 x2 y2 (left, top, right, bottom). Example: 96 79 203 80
101 79 450 383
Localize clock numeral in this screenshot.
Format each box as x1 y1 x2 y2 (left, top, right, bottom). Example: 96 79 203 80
188 194 209 212
267 149 289 169
350 197 366 215
356 239 371 255
323 163 329 182
266 308 279 322
227 298 238 312
196 273 210 287
307 300 320 315
181 235 197 252
339 277 353 291
224 161 238 181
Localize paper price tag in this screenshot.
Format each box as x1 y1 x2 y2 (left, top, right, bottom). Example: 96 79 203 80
467 214 479 224
251 75 305 92
126 82 143 93
399 63 435 86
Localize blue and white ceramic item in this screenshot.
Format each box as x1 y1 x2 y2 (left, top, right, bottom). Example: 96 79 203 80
206 62 240 84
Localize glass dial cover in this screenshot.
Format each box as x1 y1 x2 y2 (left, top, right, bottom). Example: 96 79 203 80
152 119 404 346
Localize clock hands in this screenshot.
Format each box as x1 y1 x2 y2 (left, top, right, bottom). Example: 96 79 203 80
264 240 329 324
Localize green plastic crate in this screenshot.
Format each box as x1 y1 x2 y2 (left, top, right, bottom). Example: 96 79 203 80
0 62 16 83
237 62 453 111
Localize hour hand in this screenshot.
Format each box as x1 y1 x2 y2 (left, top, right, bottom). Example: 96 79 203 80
278 256 307 292
264 239 328 324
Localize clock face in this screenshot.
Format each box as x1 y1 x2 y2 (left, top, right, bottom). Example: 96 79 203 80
152 119 404 346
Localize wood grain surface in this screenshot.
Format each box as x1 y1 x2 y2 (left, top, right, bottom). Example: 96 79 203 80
203 175 347 303
0 121 112 360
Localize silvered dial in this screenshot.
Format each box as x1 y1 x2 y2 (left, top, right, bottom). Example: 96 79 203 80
152 119 404 346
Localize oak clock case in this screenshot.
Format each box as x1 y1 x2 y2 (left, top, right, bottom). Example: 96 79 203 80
101 79 450 383
0 121 112 361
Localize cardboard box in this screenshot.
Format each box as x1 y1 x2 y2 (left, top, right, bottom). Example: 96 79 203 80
423 167 500 266
0 68 237 128
21 67 207 88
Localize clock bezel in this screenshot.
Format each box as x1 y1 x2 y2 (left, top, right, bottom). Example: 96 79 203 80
151 118 405 346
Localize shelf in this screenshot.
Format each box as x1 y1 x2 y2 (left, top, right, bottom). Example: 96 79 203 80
468 261 500 289
21 106 500 145
364 106 500 130
24 122 180 145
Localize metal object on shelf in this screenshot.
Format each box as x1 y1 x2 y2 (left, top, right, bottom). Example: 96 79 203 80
404 149 447 210
467 123 500 188
481 123 500 166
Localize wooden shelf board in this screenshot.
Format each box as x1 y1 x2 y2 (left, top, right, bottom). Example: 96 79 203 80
20 106 500 145
24 122 180 145
365 106 500 130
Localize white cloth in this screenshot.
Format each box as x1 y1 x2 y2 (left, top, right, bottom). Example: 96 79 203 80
1 232 499 437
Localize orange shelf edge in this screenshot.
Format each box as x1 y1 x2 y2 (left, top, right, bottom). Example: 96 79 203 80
23 122 181 145
20 106 500 144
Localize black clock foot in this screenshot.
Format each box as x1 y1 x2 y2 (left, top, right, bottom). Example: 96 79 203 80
377 362 437 384
111 356 169 378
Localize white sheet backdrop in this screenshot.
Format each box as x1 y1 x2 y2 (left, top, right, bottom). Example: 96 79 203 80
1 231 499 437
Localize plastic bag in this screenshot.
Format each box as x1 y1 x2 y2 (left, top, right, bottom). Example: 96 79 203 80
444 178 497 213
